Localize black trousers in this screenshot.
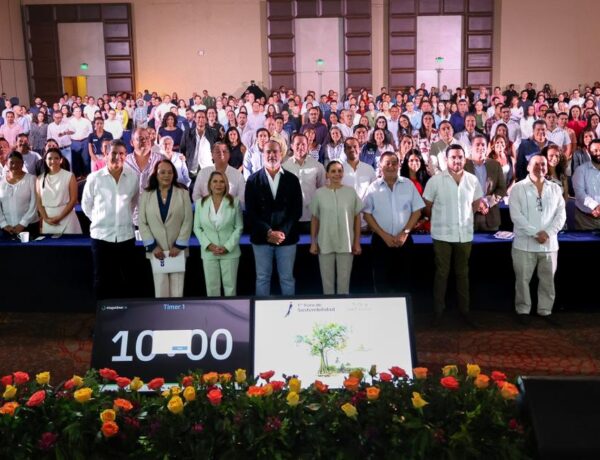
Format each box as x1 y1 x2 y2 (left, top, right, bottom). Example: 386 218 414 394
371 233 413 295
90 238 137 300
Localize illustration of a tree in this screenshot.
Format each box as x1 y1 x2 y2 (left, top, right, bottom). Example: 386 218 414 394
295 323 348 375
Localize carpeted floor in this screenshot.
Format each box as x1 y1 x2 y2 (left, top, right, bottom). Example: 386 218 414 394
1 310 599 382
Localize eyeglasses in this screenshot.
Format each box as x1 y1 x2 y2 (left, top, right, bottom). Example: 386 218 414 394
536 196 543 212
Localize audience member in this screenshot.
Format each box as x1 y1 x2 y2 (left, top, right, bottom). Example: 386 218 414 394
0 152 38 238
572 138 600 230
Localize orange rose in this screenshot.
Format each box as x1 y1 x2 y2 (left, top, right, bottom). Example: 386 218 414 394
262 384 274 396
113 398 133 412
219 373 232 384
101 421 119 438
202 372 219 385
440 376 459 390
247 386 264 398
26 390 46 407
366 386 380 401
413 367 428 380
147 378 165 391
0 401 19 416
474 374 490 389
13 371 29 385
314 380 329 393
207 388 222 405
500 382 519 400
343 376 360 392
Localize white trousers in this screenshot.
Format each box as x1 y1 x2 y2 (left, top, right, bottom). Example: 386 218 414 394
152 272 185 298
318 252 354 295
512 248 558 316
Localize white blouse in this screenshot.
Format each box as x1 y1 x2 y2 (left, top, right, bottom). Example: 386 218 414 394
0 174 38 228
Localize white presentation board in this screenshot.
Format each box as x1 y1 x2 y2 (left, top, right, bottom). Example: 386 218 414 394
254 297 415 388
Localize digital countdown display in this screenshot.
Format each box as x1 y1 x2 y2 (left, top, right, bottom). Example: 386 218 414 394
254 297 415 388
91 298 252 382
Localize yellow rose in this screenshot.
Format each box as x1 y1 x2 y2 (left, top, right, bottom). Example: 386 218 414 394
130 377 143 391
474 374 490 389
235 369 247 384
287 391 300 407
183 386 196 402
74 387 93 403
202 372 219 385
466 364 481 378
442 365 458 377
2 385 16 400
263 384 273 396
341 402 358 419
500 382 519 400
413 367 428 380
167 395 184 414
288 378 301 393
366 386 380 401
36 372 50 385
411 392 429 409
100 409 116 422
171 386 181 396
71 375 84 388
349 369 364 381
162 389 170 398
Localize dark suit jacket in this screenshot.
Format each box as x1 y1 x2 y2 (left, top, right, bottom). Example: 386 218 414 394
179 126 219 172
245 168 303 245
465 158 507 231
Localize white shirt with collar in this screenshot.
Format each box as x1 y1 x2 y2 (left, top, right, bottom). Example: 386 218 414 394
423 169 483 243
84 104 100 121
104 119 123 140
81 167 139 242
282 155 326 222
69 116 92 141
46 120 72 147
546 127 571 148
509 176 566 252
363 176 425 235
192 165 246 204
192 130 213 172
266 167 284 199
341 160 376 200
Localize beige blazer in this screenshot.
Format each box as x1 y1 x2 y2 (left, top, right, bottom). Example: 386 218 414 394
193 196 243 260
138 187 193 259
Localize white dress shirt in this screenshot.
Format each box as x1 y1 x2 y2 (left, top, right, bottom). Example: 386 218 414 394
104 119 123 140
573 161 600 213
282 156 326 222
509 176 566 252
69 116 93 141
46 121 72 147
266 168 284 199
363 177 425 235
192 165 246 204
490 119 522 146
81 167 139 242
341 160 376 200
423 170 483 243
0 174 38 228
84 104 100 121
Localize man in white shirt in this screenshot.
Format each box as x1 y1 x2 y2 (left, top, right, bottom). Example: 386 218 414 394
81 139 139 300
84 96 100 121
0 111 22 148
14 134 41 175
192 142 245 205
247 101 266 132
490 106 522 146
69 107 93 176
46 111 73 167
282 133 326 233
423 144 483 327
568 89 584 108
509 154 566 326
191 95 207 112
572 138 600 230
453 114 479 158
544 110 571 158
104 109 124 140
341 137 376 202
363 152 424 293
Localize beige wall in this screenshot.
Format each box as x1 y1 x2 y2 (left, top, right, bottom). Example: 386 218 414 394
0 0 28 103
495 0 600 93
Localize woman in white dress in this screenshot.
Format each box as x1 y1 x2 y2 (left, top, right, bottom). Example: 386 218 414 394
0 152 38 238
36 148 82 234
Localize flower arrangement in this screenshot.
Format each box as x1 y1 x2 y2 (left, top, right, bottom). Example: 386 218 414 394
0 364 530 459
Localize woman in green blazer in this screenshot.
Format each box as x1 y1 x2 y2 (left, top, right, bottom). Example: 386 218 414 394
193 171 243 296
139 159 193 298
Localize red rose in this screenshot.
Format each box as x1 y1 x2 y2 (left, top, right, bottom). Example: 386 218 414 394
270 380 285 392
38 432 58 451
26 390 46 407
1 375 13 387
13 371 30 385
491 371 507 382
207 388 222 405
379 372 393 382
182 376 194 388
116 377 131 388
389 367 408 379
99 368 119 381
64 379 75 390
147 378 165 390
440 376 460 390
259 370 275 381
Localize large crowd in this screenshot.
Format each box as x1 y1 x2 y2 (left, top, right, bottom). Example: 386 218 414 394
1 80 599 327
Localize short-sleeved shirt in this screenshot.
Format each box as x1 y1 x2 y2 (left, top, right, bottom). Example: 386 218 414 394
87 130 114 157
423 169 483 243
310 185 363 254
363 177 425 235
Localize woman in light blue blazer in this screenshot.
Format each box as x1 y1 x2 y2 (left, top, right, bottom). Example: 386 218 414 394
193 171 243 296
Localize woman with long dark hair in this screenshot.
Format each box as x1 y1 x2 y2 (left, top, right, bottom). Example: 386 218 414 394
158 112 184 151
138 159 193 298
400 149 430 232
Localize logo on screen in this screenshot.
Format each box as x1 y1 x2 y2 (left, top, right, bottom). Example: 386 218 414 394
284 302 293 318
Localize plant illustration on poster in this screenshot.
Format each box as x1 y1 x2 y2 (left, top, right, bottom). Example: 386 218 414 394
296 323 349 375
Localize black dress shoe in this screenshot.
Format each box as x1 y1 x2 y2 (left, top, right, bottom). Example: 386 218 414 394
460 312 480 330
540 314 561 328
516 314 531 326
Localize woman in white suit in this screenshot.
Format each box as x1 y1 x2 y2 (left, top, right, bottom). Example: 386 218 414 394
193 171 243 296
139 159 193 297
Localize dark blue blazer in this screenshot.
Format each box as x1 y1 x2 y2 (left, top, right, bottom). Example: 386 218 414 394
245 168 303 245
